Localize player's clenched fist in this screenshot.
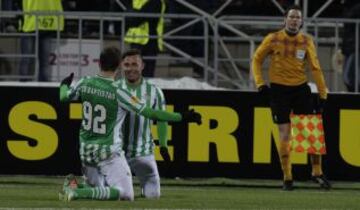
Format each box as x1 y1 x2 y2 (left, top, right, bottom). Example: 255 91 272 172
181 109 202 125
61 73 74 87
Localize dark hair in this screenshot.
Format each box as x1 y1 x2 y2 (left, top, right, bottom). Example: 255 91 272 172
284 5 302 17
121 48 143 60
99 46 121 72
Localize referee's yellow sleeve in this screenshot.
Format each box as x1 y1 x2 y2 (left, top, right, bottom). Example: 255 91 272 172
307 38 328 99
252 34 272 88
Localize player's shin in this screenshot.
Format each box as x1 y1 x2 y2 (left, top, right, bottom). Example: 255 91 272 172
310 154 323 176
279 140 292 181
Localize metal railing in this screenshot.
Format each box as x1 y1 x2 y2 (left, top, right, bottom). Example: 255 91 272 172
0 10 359 92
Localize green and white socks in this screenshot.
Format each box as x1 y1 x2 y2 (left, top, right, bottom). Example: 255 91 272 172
72 187 120 200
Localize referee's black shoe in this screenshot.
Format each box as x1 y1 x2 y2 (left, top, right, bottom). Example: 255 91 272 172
283 180 294 191
312 174 331 190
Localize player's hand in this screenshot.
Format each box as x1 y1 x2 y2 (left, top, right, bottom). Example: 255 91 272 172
258 85 270 96
160 146 171 162
61 73 74 87
181 109 202 125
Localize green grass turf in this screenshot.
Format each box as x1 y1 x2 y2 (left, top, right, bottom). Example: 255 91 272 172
0 175 359 209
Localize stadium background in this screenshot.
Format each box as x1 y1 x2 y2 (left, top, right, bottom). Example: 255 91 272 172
0 0 359 182
0 85 359 182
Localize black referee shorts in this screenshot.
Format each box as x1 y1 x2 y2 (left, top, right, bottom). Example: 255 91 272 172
269 82 314 124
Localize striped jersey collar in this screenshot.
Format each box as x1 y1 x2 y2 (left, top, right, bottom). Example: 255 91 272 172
95 74 114 81
124 77 145 89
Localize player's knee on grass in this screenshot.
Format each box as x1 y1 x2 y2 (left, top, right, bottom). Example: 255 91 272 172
142 188 160 199
142 176 160 199
115 186 134 201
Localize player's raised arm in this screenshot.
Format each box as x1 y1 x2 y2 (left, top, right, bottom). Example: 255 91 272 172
59 73 74 102
140 107 202 124
59 73 86 102
115 87 202 124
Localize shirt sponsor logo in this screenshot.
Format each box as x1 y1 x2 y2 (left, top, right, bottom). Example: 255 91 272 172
296 49 306 60
130 96 140 105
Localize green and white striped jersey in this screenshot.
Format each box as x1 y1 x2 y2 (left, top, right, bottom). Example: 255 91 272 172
116 78 166 158
62 75 146 165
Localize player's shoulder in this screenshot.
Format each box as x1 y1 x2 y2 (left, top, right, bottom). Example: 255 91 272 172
263 30 282 42
112 79 122 88
297 32 314 44
144 80 165 98
73 75 91 86
270 29 282 36
144 78 161 90
81 75 96 82
269 29 284 36
85 76 114 86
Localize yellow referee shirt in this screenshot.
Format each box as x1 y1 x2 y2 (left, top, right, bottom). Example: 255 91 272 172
252 29 327 99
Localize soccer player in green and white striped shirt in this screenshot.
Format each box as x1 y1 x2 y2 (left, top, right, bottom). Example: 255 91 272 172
58 47 202 202
116 49 170 198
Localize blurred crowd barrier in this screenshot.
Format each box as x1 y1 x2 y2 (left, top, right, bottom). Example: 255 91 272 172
0 9 359 92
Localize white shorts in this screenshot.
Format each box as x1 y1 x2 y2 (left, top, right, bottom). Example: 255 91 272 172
127 155 160 198
83 154 134 200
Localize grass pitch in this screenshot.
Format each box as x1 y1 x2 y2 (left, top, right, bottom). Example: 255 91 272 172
0 175 359 209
